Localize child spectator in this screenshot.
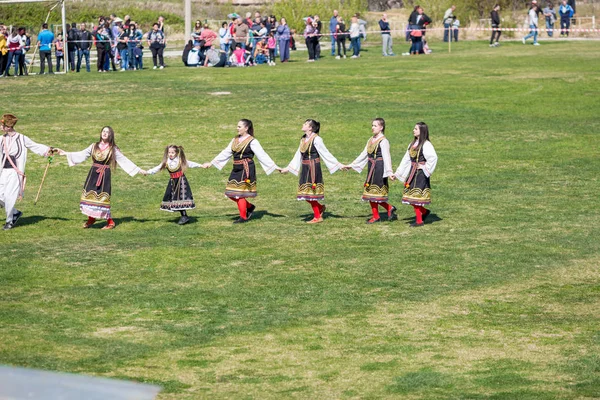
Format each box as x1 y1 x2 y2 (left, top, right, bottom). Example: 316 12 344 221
230 43 246 67
267 32 276 66
54 33 64 72
409 27 423 55
452 17 460 41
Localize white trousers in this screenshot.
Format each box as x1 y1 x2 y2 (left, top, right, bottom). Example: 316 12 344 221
0 169 20 223
382 34 393 55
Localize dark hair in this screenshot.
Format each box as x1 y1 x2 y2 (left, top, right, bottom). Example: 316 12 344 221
411 122 430 150
305 119 320 134
94 126 118 169
42 23 48 29
493 3 500 8
239 119 254 136
153 22 159 27
222 22 227 28
373 118 385 134
160 145 188 173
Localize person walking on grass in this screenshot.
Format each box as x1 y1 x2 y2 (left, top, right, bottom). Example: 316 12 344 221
0 114 54 230
523 2 541 45
143 145 204 225
58 126 145 230
343 118 397 224
279 119 343 224
379 13 395 56
390 122 438 228
490 4 502 47
202 119 279 224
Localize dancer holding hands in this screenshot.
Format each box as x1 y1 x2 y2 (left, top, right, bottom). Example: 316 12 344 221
202 119 279 224
144 145 204 225
344 118 397 223
58 126 145 230
390 122 438 227
279 119 343 224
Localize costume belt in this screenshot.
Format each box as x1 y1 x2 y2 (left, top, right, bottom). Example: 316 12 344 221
170 171 183 179
93 163 110 186
365 157 383 184
301 157 321 185
406 161 426 185
233 158 253 180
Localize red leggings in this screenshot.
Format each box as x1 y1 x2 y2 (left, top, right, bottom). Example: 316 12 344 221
370 202 392 219
230 197 254 220
307 200 323 219
413 205 427 224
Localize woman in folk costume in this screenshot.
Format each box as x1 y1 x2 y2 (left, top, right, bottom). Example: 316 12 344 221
344 118 397 223
391 122 438 227
144 145 204 225
279 119 343 224
0 114 54 230
58 126 145 230
202 119 279 224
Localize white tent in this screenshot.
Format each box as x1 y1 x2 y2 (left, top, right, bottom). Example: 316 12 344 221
0 0 68 74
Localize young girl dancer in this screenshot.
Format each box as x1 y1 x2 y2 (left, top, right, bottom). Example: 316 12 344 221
58 126 145 230
344 118 397 223
202 119 279 224
280 119 343 224
391 122 438 227
144 145 203 225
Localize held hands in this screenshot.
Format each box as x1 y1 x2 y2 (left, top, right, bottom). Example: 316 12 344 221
389 175 397 181
340 165 352 171
139 169 148 176
201 162 212 169
278 167 289 174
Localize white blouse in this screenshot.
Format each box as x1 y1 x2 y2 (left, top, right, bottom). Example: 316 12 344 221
66 144 141 177
394 140 438 182
1 133 50 174
349 135 394 178
286 135 343 176
211 137 279 175
146 157 202 175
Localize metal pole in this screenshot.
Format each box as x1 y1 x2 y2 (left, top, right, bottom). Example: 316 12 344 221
184 0 191 44
61 0 67 74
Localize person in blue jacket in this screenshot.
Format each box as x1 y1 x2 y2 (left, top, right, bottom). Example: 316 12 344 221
559 0 574 36
37 23 54 74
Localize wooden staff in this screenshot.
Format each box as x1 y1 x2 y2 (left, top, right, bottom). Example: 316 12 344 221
34 149 56 205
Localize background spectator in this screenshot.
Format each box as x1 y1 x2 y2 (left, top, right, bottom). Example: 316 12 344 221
276 17 290 63
67 23 77 71
54 33 64 72
544 3 557 36
77 23 92 72
329 10 338 57
379 13 394 56
559 0 574 36
335 15 347 59
443 5 456 42
147 22 166 69
349 15 360 58
490 4 501 47
219 21 231 54
38 23 54 74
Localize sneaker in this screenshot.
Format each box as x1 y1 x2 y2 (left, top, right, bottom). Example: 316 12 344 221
495 42 500 46
246 204 256 220
153 66 157 70
159 66 164 69
178 215 190 225
489 44 495 47
343 55 346 59
12 210 22 226
522 38 526 44
335 56 340 59
389 53 396 56
3 222 14 230
120 68 126 72
351 55 358 59
388 206 398 221
533 42 540 46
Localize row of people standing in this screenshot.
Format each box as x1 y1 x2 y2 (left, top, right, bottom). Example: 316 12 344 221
0 25 31 77
0 113 437 231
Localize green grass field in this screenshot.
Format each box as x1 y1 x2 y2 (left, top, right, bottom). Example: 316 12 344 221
1 40 599 399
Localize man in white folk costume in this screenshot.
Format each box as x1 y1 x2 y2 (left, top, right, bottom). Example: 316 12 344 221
0 114 54 230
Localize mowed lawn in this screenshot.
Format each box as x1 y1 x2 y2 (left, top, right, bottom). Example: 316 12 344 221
1 40 599 399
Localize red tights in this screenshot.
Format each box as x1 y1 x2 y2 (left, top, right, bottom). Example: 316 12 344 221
307 200 323 219
230 198 253 220
369 202 392 219
413 205 427 224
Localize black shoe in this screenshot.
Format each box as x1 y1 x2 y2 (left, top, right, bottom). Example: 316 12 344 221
246 204 256 220
422 209 431 221
3 222 14 230
233 217 248 224
409 222 424 228
178 215 190 225
12 210 22 226
388 206 398 221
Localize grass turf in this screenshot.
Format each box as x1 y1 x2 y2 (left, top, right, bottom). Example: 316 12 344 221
1 40 599 399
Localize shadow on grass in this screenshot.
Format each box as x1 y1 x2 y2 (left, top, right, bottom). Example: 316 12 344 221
401 213 443 225
226 210 287 221
15 215 69 227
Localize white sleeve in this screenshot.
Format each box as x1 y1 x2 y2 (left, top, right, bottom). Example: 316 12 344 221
394 149 411 182
187 161 202 169
250 139 278 175
66 144 94 166
349 143 369 173
421 141 438 177
313 136 342 174
146 163 163 175
381 138 394 178
23 135 50 157
115 148 141 177
211 139 234 170
286 146 302 176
